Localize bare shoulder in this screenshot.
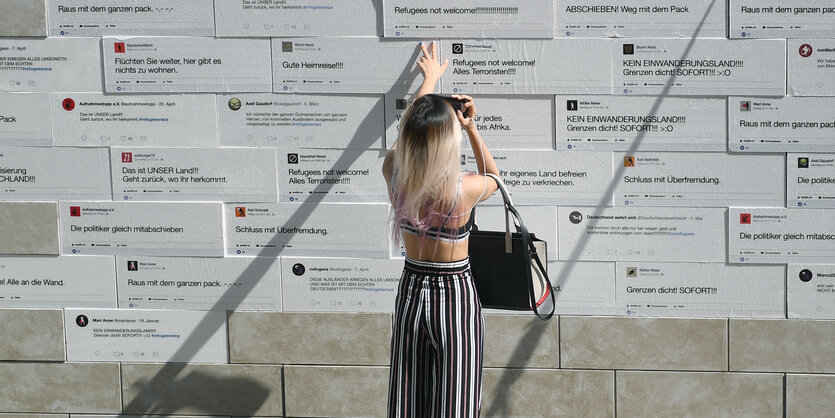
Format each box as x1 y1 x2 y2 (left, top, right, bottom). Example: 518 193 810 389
382 150 395 180
460 172 499 204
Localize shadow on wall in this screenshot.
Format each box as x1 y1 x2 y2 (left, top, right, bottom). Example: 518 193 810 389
482 0 718 415
125 368 271 415
121 5 421 412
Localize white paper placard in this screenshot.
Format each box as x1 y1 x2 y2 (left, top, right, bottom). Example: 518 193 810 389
730 208 835 264
116 256 281 311
788 153 835 208
730 0 835 39
475 205 557 258
788 263 835 319
0 93 52 146
281 257 403 313
557 95 725 151
465 150 613 206
383 0 554 38
103 37 272 93
277 149 387 203
0 38 102 93
788 39 835 96
65 308 227 363
0 147 111 201
441 39 611 95
52 93 217 147
385 93 554 150
613 152 785 207
225 203 390 258
273 38 425 94
729 96 835 152
613 39 787 96
615 262 785 318
215 0 380 37
558 206 726 262
60 202 223 257
48 0 215 36
218 93 384 149
111 147 277 202
549 261 617 316
0 256 116 308
558 0 726 38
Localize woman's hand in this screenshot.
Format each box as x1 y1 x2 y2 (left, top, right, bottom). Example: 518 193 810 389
452 94 476 131
417 41 448 83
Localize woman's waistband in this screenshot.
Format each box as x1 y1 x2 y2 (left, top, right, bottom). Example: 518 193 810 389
404 256 470 275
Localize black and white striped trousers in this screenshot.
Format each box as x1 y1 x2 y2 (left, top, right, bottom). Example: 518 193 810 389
388 257 484 418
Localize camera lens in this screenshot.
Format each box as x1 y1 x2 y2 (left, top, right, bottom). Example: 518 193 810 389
799 269 813 282
292 263 306 276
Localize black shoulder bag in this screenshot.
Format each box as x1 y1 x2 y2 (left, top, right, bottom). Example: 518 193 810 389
468 174 555 320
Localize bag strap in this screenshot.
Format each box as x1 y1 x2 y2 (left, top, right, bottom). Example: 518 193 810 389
481 174 555 320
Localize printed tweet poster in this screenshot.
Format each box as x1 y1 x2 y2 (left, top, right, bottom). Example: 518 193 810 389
549 261 617 316
65 308 227 363
729 97 835 153
788 264 835 319
788 39 835 96
103 37 272 93
558 207 726 262
730 208 835 264
116 256 281 311
558 0 726 38
464 150 613 206
277 149 387 203
384 93 555 150
383 0 554 38
0 38 102 93
52 93 217 147
112 148 277 203
0 93 52 146
557 95 725 152
48 0 215 36
273 38 426 94
225 203 390 258
0 147 111 201
0 256 116 308
615 262 785 318
474 205 557 259
613 39 787 96
215 0 379 37
218 93 384 149
60 202 223 257
441 39 611 95
788 154 835 209
282 257 403 313
730 1 835 39
613 152 786 207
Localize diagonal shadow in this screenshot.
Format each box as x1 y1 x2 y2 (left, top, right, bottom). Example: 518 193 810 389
123 33 424 418
483 1 718 415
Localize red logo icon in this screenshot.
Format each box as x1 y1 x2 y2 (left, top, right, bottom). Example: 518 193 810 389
122 152 132 163
62 98 75 111
70 206 81 217
740 213 752 224
114 42 126 53
235 207 246 217
799 44 813 58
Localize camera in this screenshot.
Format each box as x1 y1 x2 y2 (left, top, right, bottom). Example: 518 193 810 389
799 269 813 282
431 94 470 118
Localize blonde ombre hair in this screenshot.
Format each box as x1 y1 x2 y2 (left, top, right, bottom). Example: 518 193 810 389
392 94 463 244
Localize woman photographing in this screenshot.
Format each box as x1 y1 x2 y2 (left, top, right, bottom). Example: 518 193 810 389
383 41 500 417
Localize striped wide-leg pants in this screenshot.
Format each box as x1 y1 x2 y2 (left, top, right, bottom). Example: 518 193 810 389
387 257 484 418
